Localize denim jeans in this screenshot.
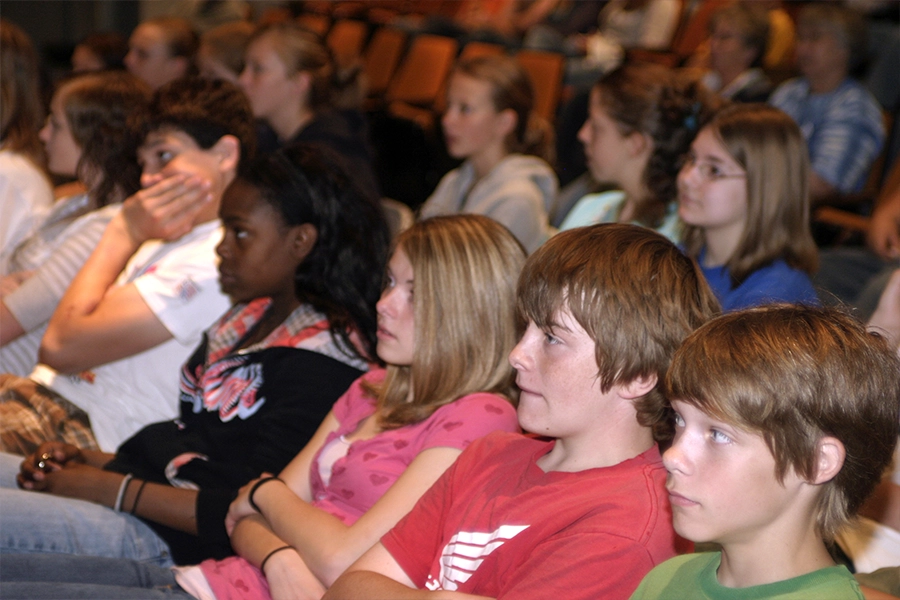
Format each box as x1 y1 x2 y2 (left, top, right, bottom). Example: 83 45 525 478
0 553 193 599
0 452 174 566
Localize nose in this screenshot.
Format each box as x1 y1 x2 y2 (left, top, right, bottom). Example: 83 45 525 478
215 234 229 259
576 120 590 147
238 67 252 90
39 120 50 144
678 159 701 189
140 169 163 189
508 324 537 371
662 432 691 475
440 111 453 133
376 285 399 318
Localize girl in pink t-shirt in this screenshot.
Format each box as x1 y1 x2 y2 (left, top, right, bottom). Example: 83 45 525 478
178 214 525 599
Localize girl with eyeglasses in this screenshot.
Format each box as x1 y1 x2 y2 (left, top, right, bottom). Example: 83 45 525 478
678 103 819 311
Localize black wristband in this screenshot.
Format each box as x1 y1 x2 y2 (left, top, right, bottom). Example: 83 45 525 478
248 476 284 513
260 545 292 574
130 480 148 515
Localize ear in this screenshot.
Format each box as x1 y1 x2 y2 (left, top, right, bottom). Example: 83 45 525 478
292 71 312 100
739 46 757 70
496 108 518 140
170 56 191 78
618 373 658 400
811 436 845 485
626 131 652 159
290 222 318 264
211 135 240 175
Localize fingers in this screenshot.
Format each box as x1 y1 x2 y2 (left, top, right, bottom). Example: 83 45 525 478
18 442 80 489
124 174 214 243
867 209 900 260
868 228 899 260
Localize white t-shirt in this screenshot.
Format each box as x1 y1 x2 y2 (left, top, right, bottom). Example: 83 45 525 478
0 150 53 274
1 204 120 377
30 220 230 451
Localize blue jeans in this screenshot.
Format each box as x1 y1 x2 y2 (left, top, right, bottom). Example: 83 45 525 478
0 452 174 566
0 554 193 599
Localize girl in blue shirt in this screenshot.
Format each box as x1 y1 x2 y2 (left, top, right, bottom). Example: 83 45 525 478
678 104 819 311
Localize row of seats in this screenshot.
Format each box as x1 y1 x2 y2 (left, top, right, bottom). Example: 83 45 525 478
315 19 567 129
302 0 744 131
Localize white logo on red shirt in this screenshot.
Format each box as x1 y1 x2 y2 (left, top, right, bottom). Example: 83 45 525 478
425 524 529 591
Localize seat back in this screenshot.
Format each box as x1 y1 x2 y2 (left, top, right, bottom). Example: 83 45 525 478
296 13 331 37
459 41 507 61
363 27 408 98
386 34 459 107
515 49 564 123
327 19 368 70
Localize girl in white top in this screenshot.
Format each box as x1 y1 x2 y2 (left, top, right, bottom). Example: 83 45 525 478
419 55 557 253
0 72 151 376
0 20 53 272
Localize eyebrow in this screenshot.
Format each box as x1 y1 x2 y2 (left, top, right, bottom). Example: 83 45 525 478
546 320 572 333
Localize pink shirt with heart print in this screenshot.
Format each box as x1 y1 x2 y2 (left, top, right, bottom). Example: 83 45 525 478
308 369 520 524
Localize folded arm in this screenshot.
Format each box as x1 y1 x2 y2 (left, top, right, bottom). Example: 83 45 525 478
39 175 210 373
325 542 492 600
244 445 462 586
0 302 25 345
229 515 326 600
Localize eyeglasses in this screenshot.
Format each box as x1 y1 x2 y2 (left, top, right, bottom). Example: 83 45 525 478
680 151 746 182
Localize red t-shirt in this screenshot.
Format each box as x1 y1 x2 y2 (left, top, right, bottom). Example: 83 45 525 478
382 431 677 600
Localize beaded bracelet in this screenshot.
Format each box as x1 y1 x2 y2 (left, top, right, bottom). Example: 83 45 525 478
248 476 284 513
260 545 293 574
113 474 133 512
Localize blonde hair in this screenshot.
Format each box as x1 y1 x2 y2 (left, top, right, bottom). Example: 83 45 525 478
372 215 525 429
682 104 818 285
454 55 553 163
666 305 900 540
251 22 360 110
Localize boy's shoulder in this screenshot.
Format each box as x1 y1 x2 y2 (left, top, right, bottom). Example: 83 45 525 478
631 552 863 600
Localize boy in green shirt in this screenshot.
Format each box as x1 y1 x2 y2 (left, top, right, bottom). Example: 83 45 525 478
631 305 900 600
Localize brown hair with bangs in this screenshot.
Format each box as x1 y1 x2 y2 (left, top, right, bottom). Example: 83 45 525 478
371 215 526 429
518 223 720 440
682 104 818 287
665 305 900 540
